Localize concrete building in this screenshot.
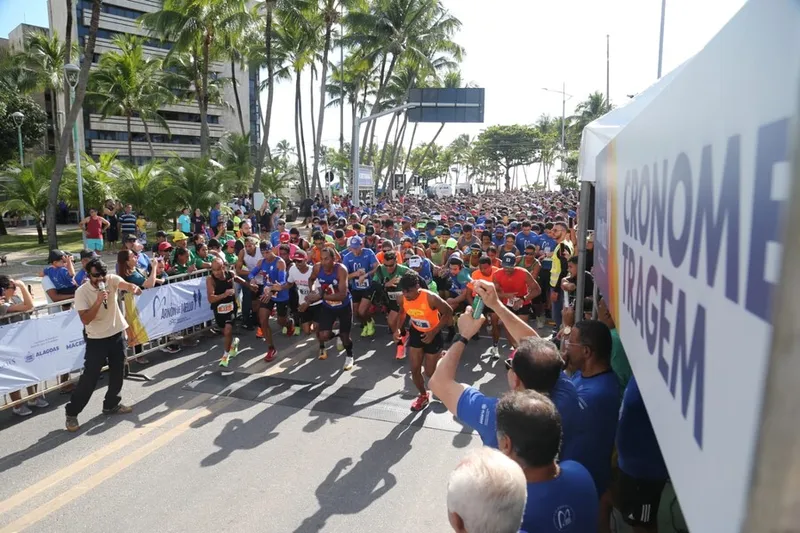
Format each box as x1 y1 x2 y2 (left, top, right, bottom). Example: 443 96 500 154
47 0 259 163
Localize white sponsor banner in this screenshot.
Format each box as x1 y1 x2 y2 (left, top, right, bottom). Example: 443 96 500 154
358 166 373 188
132 276 213 340
0 277 214 397
592 2 799 532
0 311 87 396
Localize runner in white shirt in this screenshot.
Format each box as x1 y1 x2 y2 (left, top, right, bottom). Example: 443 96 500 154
286 249 320 334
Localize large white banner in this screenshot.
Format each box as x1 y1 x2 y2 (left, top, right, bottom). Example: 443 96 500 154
592 2 799 532
125 276 213 344
0 311 87 396
0 276 214 397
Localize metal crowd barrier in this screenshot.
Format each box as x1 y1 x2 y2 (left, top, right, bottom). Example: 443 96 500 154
1 269 215 412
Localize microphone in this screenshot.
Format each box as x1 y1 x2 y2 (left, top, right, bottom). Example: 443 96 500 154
98 281 108 309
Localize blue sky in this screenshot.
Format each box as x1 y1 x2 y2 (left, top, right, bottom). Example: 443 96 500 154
0 0 49 39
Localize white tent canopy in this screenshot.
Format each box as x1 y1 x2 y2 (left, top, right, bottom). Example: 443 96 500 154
577 60 689 183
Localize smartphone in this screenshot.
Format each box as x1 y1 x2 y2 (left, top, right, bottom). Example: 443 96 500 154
471 295 485 319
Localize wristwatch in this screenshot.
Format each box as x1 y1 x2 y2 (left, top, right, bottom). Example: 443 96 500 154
453 334 469 346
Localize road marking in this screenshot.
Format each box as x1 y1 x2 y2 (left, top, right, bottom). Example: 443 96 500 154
0 396 236 533
0 393 209 517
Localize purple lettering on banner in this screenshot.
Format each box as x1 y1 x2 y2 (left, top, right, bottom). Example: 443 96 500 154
670 290 706 448
630 170 639 243
689 138 741 304
645 265 659 355
668 152 693 269
649 160 668 256
746 118 789 324
638 164 651 247
623 170 630 236
635 254 644 338
657 274 673 386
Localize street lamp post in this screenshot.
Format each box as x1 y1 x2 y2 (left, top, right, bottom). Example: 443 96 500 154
10 111 24 165
65 63 86 245
541 85 573 176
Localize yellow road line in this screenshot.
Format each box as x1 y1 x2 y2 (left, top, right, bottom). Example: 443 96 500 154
0 393 209 517
0 396 236 533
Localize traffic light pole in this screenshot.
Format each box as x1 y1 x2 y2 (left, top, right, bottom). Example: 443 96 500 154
352 102 419 208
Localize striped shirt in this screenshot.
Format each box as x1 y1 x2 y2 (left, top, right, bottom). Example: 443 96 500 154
119 212 137 238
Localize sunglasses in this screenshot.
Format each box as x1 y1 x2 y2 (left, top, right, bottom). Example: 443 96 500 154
90 272 105 278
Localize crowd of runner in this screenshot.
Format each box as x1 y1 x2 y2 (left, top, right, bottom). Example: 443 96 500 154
9 188 671 533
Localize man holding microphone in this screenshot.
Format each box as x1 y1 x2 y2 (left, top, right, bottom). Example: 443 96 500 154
65 258 142 432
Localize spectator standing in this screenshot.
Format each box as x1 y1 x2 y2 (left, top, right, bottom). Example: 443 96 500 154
549 221 574 331
209 202 221 229
103 200 119 251
177 208 191 234
1 277 49 417
447 447 527 533
79 208 110 252
192 208 206 235
563 321 621 501
64 258 142 432
118 204 137 242
615 377 669 533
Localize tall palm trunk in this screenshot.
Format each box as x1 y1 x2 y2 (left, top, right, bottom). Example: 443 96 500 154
404 122 445 194
142 119 156 158
199 31 212 157
401 121 418 177
377 112 398 191
293 73 306 197
361 54 398 155
385 115 406 185
298 81 310 197
309 67 318 198
47 0 101 249
311 10 333 202
231 58 246 136
49 94 60 154
63 0 73 161
126 113 133 162
253 4 275 192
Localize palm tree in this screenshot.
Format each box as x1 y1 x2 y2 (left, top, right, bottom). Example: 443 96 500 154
222 9 258 136
60 152 118 213
86 35 172 160
0 157 54 244
47 0 103 249
163 157 234 213
275 139 293 163
570 91 612 139
216 132 254 195
115 162 173 228
251 0 309 194
24 31 75 154
141 0 250 158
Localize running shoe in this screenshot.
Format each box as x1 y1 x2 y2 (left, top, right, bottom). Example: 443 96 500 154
319 347 328 360
28 396 49 408
337 337 344 352
360 322 371 338
410 392 430 412
293 326 301 336
366 319 376 337
219 353 230 368
282 326 287 335
230 337 240 358
343 356 354 371
12 405 33 417
264 346 277 363
490 345 500 360
395 341 407 360
286 321 295 337
256 327 264 338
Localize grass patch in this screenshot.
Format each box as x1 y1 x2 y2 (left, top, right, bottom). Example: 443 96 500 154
0 230 87 255
24 259 50 266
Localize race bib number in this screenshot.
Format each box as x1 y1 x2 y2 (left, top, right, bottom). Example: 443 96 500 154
388 291 402 301
411 318 432 330
507 297 519 307
216 302 234 314
355 278 369 290
298 286 310 296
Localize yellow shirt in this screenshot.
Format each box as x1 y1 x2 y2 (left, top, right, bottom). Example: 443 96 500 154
74 274 129 339
550 240 574 288
136 219 147 232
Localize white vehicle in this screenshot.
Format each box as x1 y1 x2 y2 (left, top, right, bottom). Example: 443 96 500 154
428 183 453 198
455 183 471 195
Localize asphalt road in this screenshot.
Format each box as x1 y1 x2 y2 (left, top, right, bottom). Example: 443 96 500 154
0 319 516 533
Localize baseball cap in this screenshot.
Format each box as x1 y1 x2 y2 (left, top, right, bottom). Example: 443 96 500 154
292 248 307 260
225 239 236 247
47 249 68 263
446 238 458 250
408 255 422 268
279 232 290 243
349 236 363 248
417 234 428 244
156 230 168 238
79 249 98 260
124 234 137 242
365 225 375 236
495 225 505 234
158 241 173 251
501 252 516 268
172 231 188 241
259 241 273 251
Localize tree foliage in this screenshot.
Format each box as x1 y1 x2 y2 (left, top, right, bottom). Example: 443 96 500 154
0 91 47 167
473 125 538 190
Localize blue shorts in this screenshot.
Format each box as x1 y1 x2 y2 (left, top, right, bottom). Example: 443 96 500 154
86 238 104 251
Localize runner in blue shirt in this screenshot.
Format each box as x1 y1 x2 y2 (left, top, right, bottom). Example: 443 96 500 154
342 236 379 337
515 220 540 252
248 241 292 362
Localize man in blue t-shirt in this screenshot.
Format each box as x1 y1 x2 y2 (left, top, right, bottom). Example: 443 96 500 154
615 377 668 532
563 319 621 528
515 220 540 254
430 280 583 462
341 236 379 337
496 390 599 533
